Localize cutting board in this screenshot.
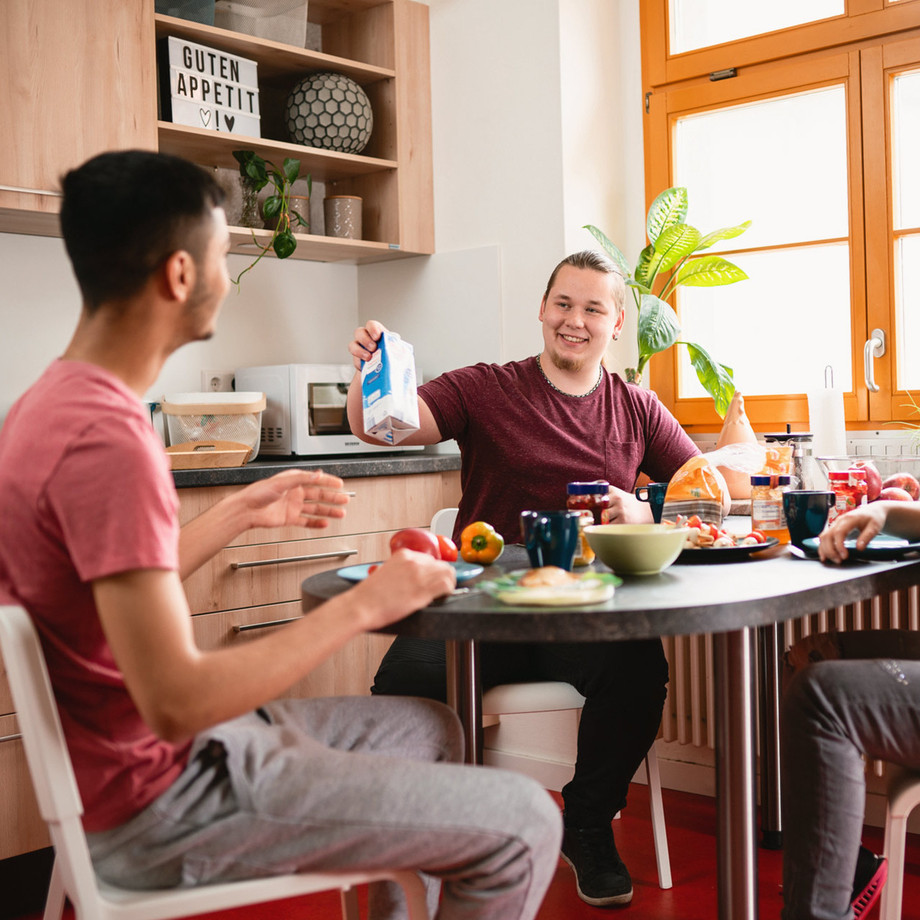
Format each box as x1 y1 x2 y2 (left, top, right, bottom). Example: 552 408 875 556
166 440 251 470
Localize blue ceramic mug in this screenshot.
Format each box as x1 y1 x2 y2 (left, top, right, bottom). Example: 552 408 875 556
520 510 581 570
635 482 669 524
783 490 835 548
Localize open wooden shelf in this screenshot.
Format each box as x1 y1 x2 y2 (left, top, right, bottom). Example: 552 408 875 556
158 123 396 182
229 225 412 264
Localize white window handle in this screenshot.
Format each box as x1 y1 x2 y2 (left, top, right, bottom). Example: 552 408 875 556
864 328 886 393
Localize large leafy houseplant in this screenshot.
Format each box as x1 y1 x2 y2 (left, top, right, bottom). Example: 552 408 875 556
232 150 311 284
585 186 751 418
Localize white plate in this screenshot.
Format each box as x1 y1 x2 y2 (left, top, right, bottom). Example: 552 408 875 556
336 561 484 583
481 570 621 606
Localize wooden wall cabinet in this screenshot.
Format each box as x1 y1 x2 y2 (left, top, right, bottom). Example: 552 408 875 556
0 0 434 264
0 0 158 237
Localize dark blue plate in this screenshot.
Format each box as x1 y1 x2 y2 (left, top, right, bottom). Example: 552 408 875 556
801 534 920 560
675 537 779 563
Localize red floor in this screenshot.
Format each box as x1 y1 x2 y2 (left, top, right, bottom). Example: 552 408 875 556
11 784 920 920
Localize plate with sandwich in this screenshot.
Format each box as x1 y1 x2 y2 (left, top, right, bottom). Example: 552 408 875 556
479 566 622 606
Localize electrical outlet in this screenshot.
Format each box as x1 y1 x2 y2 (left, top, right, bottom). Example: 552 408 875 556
201 370 234 392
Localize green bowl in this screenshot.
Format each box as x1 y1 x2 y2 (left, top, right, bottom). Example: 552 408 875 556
585 523 689 575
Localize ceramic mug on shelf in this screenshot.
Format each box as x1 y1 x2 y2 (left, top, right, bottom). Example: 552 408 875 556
324 195 362 239
520 510 581 571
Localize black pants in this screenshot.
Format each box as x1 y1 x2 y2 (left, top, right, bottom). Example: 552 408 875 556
372 637 669 827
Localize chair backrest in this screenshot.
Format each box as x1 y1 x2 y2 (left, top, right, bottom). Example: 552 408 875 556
0 605 101 911
430 507 459 538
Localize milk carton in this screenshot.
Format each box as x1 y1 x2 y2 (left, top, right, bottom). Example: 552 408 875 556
361 332 420 445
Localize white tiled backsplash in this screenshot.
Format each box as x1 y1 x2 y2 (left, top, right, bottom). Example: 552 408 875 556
692 430 920 458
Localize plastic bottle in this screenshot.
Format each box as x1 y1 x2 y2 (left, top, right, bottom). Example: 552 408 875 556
571 511 596 566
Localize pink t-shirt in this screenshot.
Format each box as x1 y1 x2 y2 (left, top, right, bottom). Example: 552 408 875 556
0 360 190 831
418 357 700 543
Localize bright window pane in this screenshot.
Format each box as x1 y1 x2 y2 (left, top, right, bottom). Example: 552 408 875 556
669 0 843 54
896 234 920 390
892 69 920 230
676 244 852 397
674 87 848 250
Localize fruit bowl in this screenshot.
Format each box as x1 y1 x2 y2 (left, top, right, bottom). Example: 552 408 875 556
585 524 689 575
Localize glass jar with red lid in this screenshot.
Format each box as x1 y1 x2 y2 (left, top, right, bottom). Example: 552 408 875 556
566 481 611 525
827 469 868 523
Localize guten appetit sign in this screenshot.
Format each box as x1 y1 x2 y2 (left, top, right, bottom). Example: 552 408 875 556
159 36 261 137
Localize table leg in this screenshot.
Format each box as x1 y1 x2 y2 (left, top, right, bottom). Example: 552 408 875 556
713 627 759 920
757 622 784 849
445 638 483 765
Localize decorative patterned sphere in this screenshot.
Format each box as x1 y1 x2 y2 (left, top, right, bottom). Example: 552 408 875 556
285 71 374 154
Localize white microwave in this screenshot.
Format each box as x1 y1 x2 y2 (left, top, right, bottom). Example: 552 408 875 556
234 363 424 457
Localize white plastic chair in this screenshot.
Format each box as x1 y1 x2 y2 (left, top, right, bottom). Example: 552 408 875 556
430 509 673 889
0 605 430 920
879 766 920 920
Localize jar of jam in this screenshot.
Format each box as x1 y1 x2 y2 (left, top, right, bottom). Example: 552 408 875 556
828 469 868 523
567 481 611 525
750 474 792 544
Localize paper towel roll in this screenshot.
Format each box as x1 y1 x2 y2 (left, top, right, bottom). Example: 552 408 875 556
807 388 847 458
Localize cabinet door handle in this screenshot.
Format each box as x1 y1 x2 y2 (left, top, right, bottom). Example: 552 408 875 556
864 328 886 393
0 183 62 198
233 616 303 633
230 549 357 570
0 732 22 744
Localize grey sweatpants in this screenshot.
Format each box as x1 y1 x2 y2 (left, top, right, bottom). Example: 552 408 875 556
87 695 562 920
781 658 920 919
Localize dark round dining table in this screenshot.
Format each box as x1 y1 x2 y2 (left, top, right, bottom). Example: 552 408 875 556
303 542 920 920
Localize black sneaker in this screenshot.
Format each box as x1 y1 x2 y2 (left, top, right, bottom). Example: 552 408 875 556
561 823 633 906
851 846 887 918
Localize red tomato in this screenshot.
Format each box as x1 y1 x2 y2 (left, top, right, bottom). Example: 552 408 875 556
745 530 767 544
687 514 703 529
435 534 458 562
389 528 442 558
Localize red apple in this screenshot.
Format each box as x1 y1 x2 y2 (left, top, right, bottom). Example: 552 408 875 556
851 461 882 501
881 472 920 500
879 486 915 502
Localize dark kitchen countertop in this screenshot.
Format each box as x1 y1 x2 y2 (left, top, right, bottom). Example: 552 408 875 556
171 450 462 488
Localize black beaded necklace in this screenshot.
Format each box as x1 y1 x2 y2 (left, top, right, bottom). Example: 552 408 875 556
535 354 603 398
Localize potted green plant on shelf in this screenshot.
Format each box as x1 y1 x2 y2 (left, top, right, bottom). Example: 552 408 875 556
585 186 751 418
231 149 312 284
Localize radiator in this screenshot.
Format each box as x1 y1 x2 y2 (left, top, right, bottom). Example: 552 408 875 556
672 430 920 758
660 585 920 774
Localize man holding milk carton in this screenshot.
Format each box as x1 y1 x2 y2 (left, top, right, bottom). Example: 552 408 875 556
346 250 702 908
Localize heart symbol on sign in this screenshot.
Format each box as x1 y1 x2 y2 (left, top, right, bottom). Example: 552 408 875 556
199 109 211 127
224 114 236 132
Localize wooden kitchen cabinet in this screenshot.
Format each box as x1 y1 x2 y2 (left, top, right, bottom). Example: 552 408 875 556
0 0 158 237
0 0 433 264
0 469 460 860
182 470 461 698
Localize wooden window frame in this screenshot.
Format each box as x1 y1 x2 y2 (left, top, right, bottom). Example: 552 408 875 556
639 1 920 434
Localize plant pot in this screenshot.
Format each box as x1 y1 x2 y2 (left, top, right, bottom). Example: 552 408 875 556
324 195 362 239
238 176 262 229
263 195 310 235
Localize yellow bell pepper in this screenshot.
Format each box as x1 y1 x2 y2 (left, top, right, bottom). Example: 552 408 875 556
460 521 504 564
